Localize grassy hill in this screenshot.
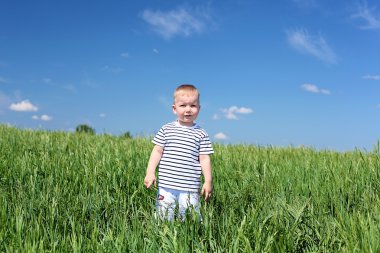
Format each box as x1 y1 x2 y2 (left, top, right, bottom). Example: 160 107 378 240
1 125 379 252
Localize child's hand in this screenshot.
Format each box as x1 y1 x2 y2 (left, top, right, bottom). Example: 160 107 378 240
144 174 156 189
201 181 212 202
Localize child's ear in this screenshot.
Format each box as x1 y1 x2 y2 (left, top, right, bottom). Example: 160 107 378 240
172 104 176 114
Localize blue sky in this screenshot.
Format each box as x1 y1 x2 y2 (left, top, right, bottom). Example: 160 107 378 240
1 0 380 152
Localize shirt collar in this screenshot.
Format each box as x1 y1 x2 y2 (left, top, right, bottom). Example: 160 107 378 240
174 120 199 129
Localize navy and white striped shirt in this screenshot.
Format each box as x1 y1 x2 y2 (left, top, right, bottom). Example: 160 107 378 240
153 121 214 192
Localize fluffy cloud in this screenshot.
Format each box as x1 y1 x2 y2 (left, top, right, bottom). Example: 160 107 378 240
214 132 228 140
9 100 38 112
217 106 254 120
287 28 336 63
141 7 207 40
301 84 331 95
32 114 52 121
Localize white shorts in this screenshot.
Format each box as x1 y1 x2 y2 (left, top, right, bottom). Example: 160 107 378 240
156 187 201 221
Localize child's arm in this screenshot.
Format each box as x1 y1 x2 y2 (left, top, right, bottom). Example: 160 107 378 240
144 145 164 189
200 154 212 202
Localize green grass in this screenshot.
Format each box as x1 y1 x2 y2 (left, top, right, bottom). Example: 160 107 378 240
1 125 379 252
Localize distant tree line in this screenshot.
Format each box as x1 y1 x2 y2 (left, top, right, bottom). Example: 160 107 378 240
75 124 132 139
75 124 95 135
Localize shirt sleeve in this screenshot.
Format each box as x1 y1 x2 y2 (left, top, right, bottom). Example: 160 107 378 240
199 133 214 155
152 127 166 147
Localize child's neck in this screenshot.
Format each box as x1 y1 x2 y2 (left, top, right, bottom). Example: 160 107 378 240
177 120 195 127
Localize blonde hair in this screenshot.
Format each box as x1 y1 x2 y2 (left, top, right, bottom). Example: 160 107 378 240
173 84 200 101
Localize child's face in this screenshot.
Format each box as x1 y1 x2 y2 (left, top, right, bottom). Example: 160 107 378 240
172 93 200 127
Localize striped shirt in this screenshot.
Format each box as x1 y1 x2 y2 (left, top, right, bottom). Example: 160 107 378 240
153 121 214 192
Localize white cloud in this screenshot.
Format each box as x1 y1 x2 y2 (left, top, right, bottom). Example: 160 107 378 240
221 106 254 120
32 114 52 121
153 48 159 54
99 113 106 118
320 89 331 95
41 114 52 121
301 83 331 95
121 52 129 58
363 74 380 80
214 132 228 140
287 28 337 64
9 100 38 112
351 1 380 30
302 83 319 93
141 7 206 40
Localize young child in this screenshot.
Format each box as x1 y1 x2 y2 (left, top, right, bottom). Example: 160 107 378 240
144 84 214 221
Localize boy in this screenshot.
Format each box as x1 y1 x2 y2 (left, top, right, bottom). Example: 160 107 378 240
144 84 214 221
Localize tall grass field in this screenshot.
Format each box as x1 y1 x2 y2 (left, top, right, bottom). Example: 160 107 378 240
1 124 380 252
